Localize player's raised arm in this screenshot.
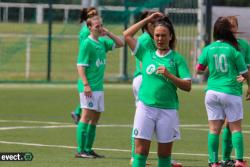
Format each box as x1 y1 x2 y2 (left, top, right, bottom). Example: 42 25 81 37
102 27 124 48
123 12 162 51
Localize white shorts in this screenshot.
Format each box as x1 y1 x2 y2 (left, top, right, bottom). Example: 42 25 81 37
132 101 180 143
205 90 243 122
79 91 104 112
132 75 142 107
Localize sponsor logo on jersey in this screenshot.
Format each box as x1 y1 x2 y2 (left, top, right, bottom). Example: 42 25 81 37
146 64 156 75
96 58 106 67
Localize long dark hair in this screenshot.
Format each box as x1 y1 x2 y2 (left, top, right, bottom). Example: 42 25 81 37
154 17 176 50
213 17 239 50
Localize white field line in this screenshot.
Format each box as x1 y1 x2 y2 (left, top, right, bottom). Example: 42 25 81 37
0 140 249 159
1 120 250 128
1 123 250 134
1 119 250 128
0 119 71 125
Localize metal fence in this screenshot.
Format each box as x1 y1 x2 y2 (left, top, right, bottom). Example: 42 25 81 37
0 0 202 82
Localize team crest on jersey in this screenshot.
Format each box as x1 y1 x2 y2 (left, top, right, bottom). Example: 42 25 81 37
169 58 175 66
146 64 156 75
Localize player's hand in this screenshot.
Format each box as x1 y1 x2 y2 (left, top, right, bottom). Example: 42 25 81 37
101 27 109 36
147 12 163 22
246 88 250 101
84 85 92 97
237 75 246 83
156 66 170 78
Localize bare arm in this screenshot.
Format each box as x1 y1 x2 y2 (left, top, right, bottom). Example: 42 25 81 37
77 66 92 97
157 66 192 92
103 28 124 48
123 12 163 51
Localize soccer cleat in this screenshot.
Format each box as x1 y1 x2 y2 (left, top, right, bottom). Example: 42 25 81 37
220 160 235 167
88 150 105 158
171 160 183 167
235 160 248 167
75 152 95 158
71 112 80 124
210 162 222 167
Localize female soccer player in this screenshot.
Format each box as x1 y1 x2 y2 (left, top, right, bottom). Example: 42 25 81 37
75 15 124 158
71 7 98 124
220 15 250 167
130 11 182 167
196 17 249 167
124 12 191 167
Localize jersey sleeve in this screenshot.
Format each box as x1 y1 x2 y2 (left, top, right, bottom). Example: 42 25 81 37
102 37 115 52
133 41 147 61
77 40 90 67
198 47 208 66
176 55 191 80
235 51 248 74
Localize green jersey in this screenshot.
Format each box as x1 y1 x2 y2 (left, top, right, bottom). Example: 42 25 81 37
77 36 115 92
134 42 191 109
238 38 250 66
133 32 156 78
79 23 90 46
198 41 248 96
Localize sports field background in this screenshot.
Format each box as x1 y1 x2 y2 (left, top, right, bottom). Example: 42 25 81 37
0 84 249 167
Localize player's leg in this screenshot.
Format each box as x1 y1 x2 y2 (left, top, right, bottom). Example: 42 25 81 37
205 90 225 165
71 104 81 124
225 95 247 167
157 143 172 167
156 108 182 167
133 139 151 167
221 120 234 166
131 75 142 165
132 101 154 167
84 91 104 158
75 108 95 158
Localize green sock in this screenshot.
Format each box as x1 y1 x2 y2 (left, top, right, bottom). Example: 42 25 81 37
222 127 232 161
132 154 147 167
76 122 88 153
232 131 244 160
74 104 81 115
131 129 135 159
158 156 171 167
208 133 219 163
85 124 96 152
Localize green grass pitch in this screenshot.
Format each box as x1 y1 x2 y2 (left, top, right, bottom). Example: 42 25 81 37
0 84 249 167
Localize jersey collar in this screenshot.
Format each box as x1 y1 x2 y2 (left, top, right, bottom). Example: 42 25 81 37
88 35 100 43
155 50 172 58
